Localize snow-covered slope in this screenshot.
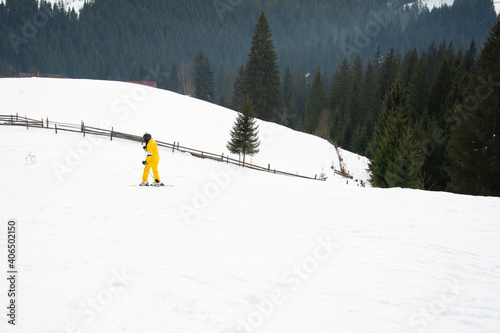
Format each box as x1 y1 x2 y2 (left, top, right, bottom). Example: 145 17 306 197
414 0 500 14
0 78 369 183
1 78 500 333
0 0 90 13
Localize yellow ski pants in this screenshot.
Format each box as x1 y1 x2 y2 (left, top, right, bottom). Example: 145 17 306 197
142 156 160 182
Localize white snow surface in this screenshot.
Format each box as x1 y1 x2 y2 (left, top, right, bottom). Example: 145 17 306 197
0 78 499 333
0 0 90 13
410 0 500 14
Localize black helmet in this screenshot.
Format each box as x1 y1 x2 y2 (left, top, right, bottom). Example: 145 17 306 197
143 133 151 142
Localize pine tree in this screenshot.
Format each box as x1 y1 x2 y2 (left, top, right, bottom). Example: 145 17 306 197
129 61 140 81
243 10 281 121
157 59 168 90
166 61 179 92
348 55 364 132
282 67 293 109
446 19 500 196
330 56 352 117
231 64 245 110
305 67 328 134
369 76 421 188
428 56 453 126
361 61 379 154
193 49 215 102
408 55 431 121
227 95 260 167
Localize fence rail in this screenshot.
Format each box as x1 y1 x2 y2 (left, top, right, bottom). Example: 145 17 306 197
0 114 353 180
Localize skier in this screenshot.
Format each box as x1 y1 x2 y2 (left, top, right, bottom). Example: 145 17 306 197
140 133 164 186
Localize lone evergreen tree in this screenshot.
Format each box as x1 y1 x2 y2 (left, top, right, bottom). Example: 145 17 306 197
243 10 281 121
227 95 260 167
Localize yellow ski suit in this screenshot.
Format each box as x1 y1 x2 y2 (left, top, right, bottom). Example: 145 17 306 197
143 139 161 182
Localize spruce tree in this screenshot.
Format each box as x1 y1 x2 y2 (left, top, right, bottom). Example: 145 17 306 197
231 64 245 110
348 55 364 131
243 10 281 122
129 61 140 81
428 56 453 126
378 47 400 101
330 56 352 117
167 61 179 92
446 19 500 196
305 67 328 134
227 95 260 167
193 49 215 102
369 76 421 188
361 61 379 154
408 55 431 121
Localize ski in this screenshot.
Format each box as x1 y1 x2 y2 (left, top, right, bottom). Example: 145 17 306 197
129 184 173 187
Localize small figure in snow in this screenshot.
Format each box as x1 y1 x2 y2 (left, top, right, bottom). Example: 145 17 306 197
140 133 164 186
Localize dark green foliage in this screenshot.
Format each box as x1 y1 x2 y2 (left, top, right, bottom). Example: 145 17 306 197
166 61 179 93
129 62 139 81
428 56 453 126
378 48 401 101
305 67 328 134
369 77 422 188
446 19 500 196
330 57 352 117
227 95 260 166
242 11 281 122
408 56 431 121
231 65 245 111
193 49 215 102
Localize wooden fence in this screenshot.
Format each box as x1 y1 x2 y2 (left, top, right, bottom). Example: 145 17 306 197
0 114 352 180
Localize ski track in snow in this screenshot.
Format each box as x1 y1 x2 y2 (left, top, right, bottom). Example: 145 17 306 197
0 78 499 333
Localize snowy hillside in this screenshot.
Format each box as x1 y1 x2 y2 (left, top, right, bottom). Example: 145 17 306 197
0 78 369 183
412 0 500 14
0 0 90 13
0 78 500 333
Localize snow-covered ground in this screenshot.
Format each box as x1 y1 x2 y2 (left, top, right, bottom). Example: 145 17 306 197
0 0 90 13
0 78 499 333
409 0 500 14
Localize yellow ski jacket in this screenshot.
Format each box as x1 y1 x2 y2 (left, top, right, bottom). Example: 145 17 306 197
145 139 159 164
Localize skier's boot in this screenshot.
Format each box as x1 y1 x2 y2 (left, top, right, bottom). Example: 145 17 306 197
139 181 149 186
152 179 165 187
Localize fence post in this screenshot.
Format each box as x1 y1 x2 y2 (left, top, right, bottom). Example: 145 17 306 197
110 127 113 141
82 121 85 137
41 118 43 128
46 117 49 128
172 141 175 152
55 124 58 134
26 116 28 130
177 142 179 150
10 114 13 124
268 164 270 172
